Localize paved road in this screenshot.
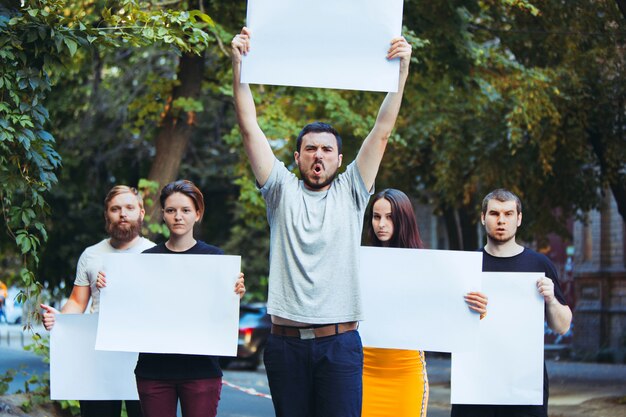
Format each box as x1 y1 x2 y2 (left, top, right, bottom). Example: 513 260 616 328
421 354 626 417
220 365 274 417
0 324 276 417
0 324 48 394
0 345 48 394
2 325 625 417
0 347 274 417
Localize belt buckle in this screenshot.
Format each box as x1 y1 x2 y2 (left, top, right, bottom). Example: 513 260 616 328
299 328 315 340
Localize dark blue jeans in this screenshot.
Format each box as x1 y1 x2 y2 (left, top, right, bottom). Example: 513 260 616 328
264 330 363 417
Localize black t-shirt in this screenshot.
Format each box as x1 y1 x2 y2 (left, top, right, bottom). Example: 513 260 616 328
134 240 224 380
454 247 569 416
482 247 567 305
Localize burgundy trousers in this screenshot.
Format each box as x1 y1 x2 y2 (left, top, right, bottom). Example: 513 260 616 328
136 377 222 417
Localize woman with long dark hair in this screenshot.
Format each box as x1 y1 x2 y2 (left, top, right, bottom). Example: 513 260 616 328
362 189 487 417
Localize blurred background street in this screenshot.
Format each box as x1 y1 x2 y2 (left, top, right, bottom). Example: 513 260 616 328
3 1 626 415
2 324 625 417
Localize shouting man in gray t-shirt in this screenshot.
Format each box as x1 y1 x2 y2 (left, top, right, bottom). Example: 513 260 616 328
232 26 412 417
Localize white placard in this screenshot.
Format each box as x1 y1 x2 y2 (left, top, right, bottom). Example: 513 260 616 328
95 254 241 356
241 0 404 92
50 314 139 400
451 272 545 405
359 247 483 353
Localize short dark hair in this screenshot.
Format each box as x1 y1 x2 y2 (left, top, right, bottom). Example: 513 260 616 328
481 188 522 215
366 189 424 249
295 122 342 154
159 180 205 221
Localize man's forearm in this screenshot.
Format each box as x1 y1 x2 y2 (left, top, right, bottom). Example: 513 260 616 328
233 63 259 138
355 40 412 190
60 298 87 314
371 65 409 138
231 54 274 186
546 301 572 335
60 285 90 314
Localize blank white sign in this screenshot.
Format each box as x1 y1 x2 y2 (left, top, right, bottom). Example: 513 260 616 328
51 314 138 400
241 0 404 92
95 253 241 356
451 272 545 405
359 247 483 353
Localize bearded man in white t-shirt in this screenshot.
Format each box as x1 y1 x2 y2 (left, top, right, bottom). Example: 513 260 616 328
41 185 155 417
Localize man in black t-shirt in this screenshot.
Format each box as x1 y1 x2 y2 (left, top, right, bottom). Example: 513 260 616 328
451 188 572 417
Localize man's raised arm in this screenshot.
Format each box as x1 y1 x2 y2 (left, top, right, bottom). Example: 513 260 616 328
232 27 275 187
356 37 412 191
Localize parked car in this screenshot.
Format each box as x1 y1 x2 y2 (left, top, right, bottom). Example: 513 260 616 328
221 303 271 370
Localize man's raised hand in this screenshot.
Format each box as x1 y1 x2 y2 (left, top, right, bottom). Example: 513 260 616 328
232 27 252 64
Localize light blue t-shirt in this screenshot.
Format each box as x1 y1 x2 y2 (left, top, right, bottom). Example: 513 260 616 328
260 159 372 323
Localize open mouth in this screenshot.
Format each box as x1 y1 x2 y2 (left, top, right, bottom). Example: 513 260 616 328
313 163 323 174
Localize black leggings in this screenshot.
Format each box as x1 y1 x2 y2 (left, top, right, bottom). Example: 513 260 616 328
79 400 142 417
451 404 547 417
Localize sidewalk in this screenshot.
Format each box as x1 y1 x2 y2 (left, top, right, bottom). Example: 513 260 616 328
424 354 626 417
2 327 625 417
547 360 626 417
0 323 46 350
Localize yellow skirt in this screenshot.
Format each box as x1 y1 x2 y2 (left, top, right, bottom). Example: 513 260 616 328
362 348 429 417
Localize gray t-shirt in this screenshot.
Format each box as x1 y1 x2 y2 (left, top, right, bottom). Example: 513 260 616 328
260 159 372 323
74 237 155 313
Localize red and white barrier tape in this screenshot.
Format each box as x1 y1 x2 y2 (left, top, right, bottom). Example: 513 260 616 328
222 379 272 400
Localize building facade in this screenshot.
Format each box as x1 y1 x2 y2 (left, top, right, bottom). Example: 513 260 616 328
572 191 626 363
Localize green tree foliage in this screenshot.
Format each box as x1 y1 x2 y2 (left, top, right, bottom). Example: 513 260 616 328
380 0 624 249
225 0 624 261
35 1 245 294
0 0 216 322
0 2 236 301
498 0 626 223
2 0 79 326
4 0 624 306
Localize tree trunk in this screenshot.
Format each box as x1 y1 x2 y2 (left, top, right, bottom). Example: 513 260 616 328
145 53 205 222
587 129 626 223
444 207 463 250
443 205 479 251
459 206 479 251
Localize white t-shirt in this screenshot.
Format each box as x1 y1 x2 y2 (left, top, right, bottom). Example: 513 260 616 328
73 237 155 313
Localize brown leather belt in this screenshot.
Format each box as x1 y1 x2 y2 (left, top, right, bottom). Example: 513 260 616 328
271 322 358 340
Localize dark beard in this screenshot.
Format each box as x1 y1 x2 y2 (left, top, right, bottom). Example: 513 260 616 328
300 165 338 190
106 218 142 242
302 173 337 190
